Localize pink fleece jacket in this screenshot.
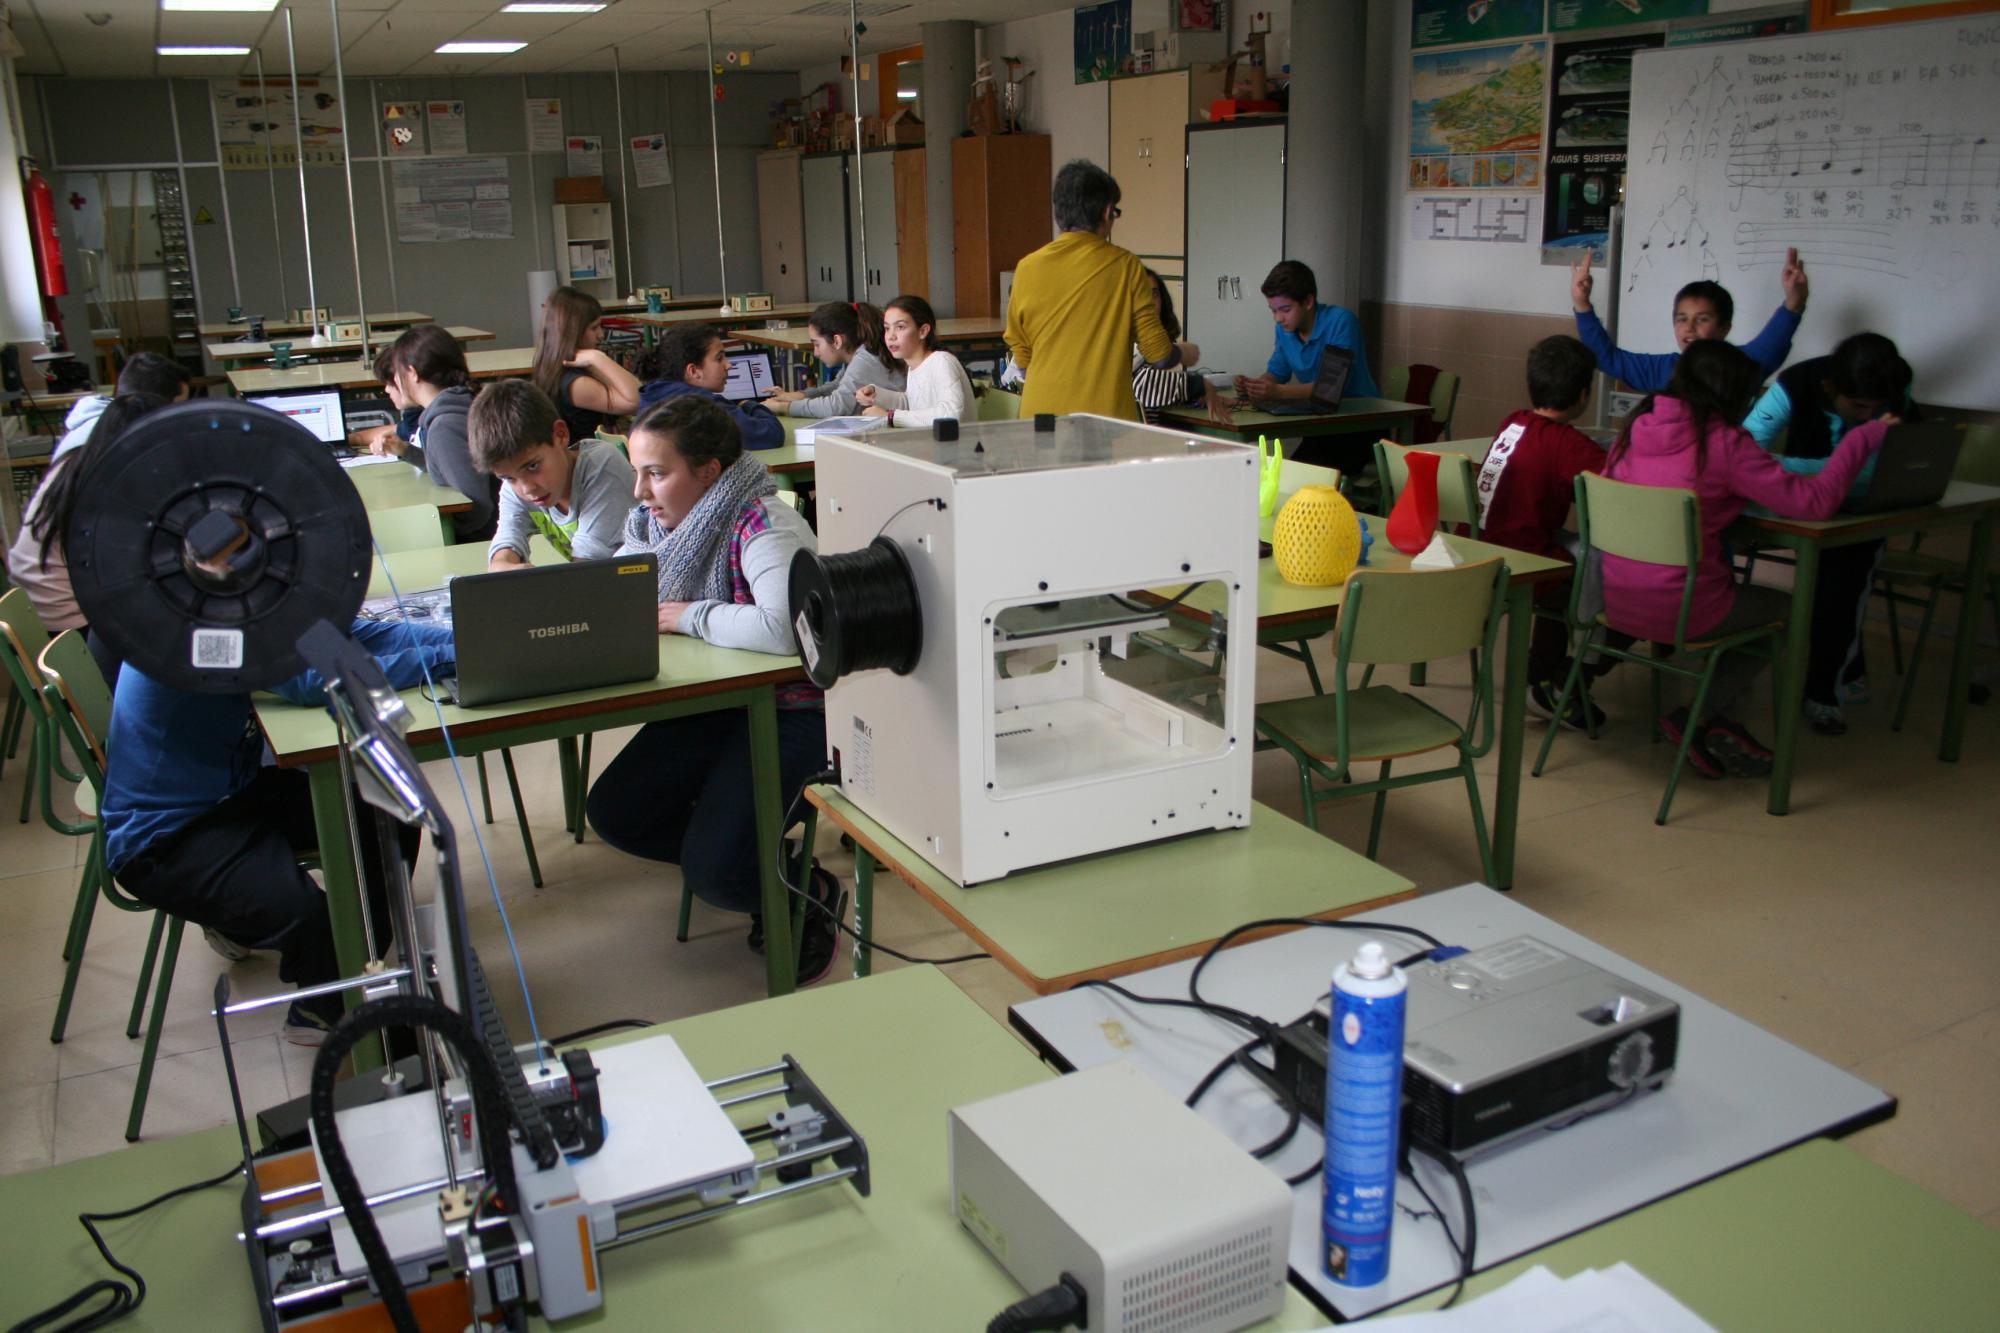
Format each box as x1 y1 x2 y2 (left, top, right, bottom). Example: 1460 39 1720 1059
1600 396 1887 642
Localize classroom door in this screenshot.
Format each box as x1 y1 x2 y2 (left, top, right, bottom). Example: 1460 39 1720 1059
1185 120 1286 377
756 150 807 305
802 153 851 303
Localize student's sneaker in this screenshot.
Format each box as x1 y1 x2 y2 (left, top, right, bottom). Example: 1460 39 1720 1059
1657 708 1724 780
746 913 765 954
283 993 344 1047
1837 675 1871 707
795 866 848 987
1528 679 1606 733
202 927 253 963
1702 717 1774 778
1804 699 1848 736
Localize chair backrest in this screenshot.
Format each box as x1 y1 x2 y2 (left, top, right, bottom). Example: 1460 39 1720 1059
1953 421 2000 487
38 630 111 775
0 587 55 721
1382 365 1409 404
1575 471 1704 647
1425 368 1460 433
1339 558 1508 669
977 386 1021 421
595 428 630 461
369 504 444 554
1373 441 1481 537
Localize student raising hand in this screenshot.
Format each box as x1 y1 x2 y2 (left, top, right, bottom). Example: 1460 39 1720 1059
1570 252 1595 313
1781 247 1809 313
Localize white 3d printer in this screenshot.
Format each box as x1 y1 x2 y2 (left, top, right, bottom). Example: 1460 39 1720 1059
792 413 1260 885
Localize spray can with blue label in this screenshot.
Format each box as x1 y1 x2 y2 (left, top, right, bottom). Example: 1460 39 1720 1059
1323 939 1407 1288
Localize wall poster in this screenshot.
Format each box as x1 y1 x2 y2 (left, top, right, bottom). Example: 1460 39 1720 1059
212 79 345 169
1074 0 1132 85
525 98 564 152
381 100 424 157
391 157 512 243
1408 41 1549 191
1541 31 1664 264
1552 0 1707 31
1412 0 1545 50
566 134 603 177
631 134 673 189
426 100 468 156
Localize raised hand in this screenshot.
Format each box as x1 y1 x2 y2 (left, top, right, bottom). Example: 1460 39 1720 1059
1781 247 1809 313
1570 252 1595 312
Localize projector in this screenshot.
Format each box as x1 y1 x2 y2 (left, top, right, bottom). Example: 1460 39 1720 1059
1270 936 1679 1158
949 1061 1292 1333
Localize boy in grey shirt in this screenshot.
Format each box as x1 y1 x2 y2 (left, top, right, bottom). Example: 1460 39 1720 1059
468 379 636 568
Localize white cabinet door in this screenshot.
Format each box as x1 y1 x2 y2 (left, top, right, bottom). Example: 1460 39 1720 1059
1185 120 1286 378
858 149 901 305
801 154 851 302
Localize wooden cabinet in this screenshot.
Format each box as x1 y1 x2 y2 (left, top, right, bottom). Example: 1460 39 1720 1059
893 147 928 297
858 146 924 303
801 153 852 302
755 150 807 305
952 134 1052 319
1108 70 1191 264
1185 119 1286 375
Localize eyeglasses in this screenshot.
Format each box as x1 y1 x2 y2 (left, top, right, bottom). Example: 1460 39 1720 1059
1111 206 1123 219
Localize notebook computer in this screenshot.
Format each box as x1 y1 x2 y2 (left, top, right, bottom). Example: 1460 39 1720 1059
1263 345 1354 416
722 350 777 402
1841 422 1961 515
439 555 661 707
247 388 349 446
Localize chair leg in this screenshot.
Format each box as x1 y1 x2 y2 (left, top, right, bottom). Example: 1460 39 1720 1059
573 734 592 845
1301 643 1326 696
1409 662 1428 687
1658 660 1721 826
1891 581 1944 733
126 917 184 1141
1882 581 1906 676
126 912 168 1039
675 885 694 942
499 749 543 889
18 723 35 824
1366 761 1393 860
1461 755 1496 888
556 739 579 834
1533 641 1593 777
51 841 104 1044
476 753 494 824
1295 761 1321 832
1 690 23 763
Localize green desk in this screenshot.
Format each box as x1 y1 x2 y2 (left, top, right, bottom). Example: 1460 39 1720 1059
1737 479 2000 814
802 791 1414 994
1177 512 1568 892
196 310 433 339
227 346 534 396
348 461 472 541
205 326 494 365
254 545 807 1017
1424 1139 1998 1328
0 967 1327 1331
1160 396 1430 448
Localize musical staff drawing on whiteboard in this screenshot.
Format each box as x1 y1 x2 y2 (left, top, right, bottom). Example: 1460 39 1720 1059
1726 133 1997 191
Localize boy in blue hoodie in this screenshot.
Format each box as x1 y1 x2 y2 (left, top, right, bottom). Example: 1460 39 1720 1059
636 324 784 451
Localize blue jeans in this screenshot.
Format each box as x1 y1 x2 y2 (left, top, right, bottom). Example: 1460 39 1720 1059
585 707 827 915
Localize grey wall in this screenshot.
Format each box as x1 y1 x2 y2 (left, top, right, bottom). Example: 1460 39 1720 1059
23 70 797 348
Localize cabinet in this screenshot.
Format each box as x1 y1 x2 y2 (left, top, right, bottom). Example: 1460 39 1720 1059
755 150 808 305
892 146 928 296
801 152 852 302
1108 70 1190 264
852 146 928 302
1185 119 1285 376
952 134 1052 319
551 201 617 299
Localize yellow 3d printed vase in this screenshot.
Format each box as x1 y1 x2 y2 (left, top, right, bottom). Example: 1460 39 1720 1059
1272 485 1361 587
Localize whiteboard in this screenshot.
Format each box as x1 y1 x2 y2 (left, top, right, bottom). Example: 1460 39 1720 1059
1622 15 2000 406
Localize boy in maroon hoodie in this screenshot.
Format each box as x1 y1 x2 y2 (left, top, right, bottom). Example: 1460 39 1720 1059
1474 335 1608 729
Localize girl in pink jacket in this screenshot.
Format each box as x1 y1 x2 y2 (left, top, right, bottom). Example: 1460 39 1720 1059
1599 341 1889 778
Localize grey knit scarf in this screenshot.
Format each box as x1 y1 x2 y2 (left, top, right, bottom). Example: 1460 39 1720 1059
620 452 778 603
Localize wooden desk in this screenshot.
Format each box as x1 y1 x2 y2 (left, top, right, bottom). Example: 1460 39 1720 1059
801 790 1414 995
1736 479 2000 812
227 346 534 395
195 311 433 338
206 326 494 364
1161 397 1431 448
254 545 807 1015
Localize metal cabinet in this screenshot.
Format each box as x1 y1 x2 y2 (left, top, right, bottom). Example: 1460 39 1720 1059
1184 119 1286 377
801 152 852 302
857 148 905 304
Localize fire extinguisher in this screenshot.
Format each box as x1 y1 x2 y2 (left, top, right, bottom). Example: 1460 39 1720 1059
23 160 68 298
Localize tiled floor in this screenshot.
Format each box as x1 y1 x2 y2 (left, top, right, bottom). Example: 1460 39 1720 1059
1 609 1995 1233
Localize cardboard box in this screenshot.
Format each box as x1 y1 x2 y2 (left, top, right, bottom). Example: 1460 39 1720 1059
1188 61 1229 120
730 292 774 312
886 107 924 144
554 175 609 203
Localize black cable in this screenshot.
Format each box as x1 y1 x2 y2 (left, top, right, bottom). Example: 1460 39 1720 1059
549 1017 656 1046
1067 977 1271 1041
986 1273 1087 1333
1185 916 1444 1022
1406 1141 1478 1310
872 495 945 539
8 1163 242 1333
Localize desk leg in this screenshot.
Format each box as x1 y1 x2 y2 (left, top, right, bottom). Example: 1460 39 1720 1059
1769 539 1818 816
1491 583 1531 891
306 762 384 1074
750 688 793 997
1940 509 1992 763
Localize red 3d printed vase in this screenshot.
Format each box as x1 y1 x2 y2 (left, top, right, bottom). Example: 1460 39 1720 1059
1385 449 1440 556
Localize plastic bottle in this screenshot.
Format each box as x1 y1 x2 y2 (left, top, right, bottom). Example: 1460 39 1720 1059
1323 939 1407 1288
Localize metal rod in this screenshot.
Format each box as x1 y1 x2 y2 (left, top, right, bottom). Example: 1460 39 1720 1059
848 0 868 301
662 70 682 288
704 1062 789 1090
249 1167 486 1241
600 1167 859 1252
256 50 289 312
614 47 632 294
752 1135 855 1173
331 714 382 968
271 1273 372 1309
370 79 399 310
329 2 372 356
284 8 318 325
258 1180 324 1206
522 77 543 270
215 967 412 1016
704 10 728 308
716 1081 791 1110
203 79 242 306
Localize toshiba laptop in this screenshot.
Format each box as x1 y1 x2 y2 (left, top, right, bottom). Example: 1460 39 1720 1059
1841 422 1962 515
721 350 777 402
441 555 660 707
1264 345 1354 416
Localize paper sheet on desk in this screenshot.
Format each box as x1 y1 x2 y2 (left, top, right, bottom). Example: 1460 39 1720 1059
339 453 400 469
1349 1263 1716 1332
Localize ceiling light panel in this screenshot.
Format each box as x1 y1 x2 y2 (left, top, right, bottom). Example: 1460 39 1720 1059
436 41 530 54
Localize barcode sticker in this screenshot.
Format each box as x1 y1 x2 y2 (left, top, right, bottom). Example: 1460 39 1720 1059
191 628 245 670
794 609 820 672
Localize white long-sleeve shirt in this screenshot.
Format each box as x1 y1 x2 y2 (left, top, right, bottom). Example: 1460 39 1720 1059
870 350 974 429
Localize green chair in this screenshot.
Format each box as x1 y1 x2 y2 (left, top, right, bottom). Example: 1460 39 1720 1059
1873 422 2000 731
1255 558 1508 884
1532 473 1783 826
595 428 629 460
1 589 93 839
368 503 444 554
1373 440 1483 539
976 386 1022 422
1382 364 1462 444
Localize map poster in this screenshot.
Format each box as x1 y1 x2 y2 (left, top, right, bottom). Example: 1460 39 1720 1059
1408 41 1548 191
1541 31 1663 264
1412 0 1545 50
1551 0 1707 32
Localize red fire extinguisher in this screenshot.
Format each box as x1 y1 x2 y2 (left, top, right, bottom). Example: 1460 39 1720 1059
23 161 68 298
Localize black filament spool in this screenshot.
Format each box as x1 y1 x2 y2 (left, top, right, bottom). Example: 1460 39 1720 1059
788 536 923 690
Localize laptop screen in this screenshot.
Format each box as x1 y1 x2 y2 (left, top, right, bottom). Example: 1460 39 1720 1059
721 351 777 402
247 389 346 444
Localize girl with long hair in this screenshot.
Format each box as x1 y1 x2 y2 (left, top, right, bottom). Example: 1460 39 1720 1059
764 301 904 419
854 294 974 429
531 286 640 442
